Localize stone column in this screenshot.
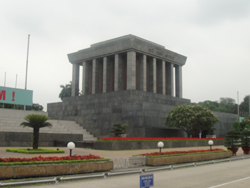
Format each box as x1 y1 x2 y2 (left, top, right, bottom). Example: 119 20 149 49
71 63 79 96
175 65 182 98
140 54 146 91
162 61 166 95
166 63 173 96
114 54 122 91
82 61 88 95
157 60 165 94
127 51 136 90
92 59 97 94
152 58 156 93
103 57 107 93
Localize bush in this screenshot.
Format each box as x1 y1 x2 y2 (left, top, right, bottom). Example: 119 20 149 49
241 124 250 147
110 123 129 136
224 122 241 148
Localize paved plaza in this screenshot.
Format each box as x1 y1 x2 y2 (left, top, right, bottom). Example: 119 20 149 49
0 145 242 159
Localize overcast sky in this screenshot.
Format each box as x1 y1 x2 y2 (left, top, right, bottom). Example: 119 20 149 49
1 0 250 111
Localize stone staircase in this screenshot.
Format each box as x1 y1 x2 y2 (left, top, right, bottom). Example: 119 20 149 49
0 117 97 142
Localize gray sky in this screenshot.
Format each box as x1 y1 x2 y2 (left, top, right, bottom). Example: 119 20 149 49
1 0 250 111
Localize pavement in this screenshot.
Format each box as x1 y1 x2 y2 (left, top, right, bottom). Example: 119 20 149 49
0 145 246 187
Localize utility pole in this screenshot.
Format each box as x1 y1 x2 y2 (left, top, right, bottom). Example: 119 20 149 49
24 34 30 111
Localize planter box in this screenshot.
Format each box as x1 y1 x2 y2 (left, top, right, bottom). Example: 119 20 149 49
0 161 113 180
146 151 231 166
94 140 225 150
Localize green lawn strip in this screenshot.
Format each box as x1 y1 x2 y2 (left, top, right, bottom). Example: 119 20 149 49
96 139 224 142
0 158 110 167
6 148 65 154
135 150 229 158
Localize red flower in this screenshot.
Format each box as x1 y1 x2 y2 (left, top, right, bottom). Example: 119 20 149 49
0 154 102 163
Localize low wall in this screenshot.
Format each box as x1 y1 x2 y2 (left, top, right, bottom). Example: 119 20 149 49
0 132 83 147
146 151 231 166
94 140 225 150
0 161 113 180
54 140 94 149
0 109 47 118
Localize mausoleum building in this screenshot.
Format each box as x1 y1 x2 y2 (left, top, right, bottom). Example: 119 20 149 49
48 35 191 138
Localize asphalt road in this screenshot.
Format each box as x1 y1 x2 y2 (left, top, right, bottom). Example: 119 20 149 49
25 158 250 188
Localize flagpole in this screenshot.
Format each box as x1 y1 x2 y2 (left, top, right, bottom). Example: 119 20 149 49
24 34 30 110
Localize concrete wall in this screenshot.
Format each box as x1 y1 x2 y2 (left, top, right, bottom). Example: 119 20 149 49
94 140 225 150
0 109 47 118
213 112 238 137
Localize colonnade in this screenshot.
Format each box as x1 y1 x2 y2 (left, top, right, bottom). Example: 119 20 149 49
71 51 182 98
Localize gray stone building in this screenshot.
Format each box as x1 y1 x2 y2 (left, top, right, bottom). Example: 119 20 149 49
48 35 236 138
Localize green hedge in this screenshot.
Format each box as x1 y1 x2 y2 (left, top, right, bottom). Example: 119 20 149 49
0 158 110 167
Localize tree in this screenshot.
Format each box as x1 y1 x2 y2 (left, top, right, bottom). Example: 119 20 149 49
165 104 219 138
240 95 250 115
198 100 220 112
197 98 237 114
59 82 72 101
219 97 237 114
240 116 250 130
20 114 52 149
26 103 44 111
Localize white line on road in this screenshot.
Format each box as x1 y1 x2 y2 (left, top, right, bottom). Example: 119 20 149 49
208 176 250 188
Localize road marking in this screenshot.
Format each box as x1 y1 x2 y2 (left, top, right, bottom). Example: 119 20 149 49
208 176 250 188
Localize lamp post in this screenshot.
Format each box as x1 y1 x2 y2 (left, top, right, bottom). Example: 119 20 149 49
208 140 214 151
157 141 164 153
67 142 75 156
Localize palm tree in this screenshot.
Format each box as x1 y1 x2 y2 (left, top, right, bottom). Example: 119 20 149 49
59 82 72 101
20 114 52 150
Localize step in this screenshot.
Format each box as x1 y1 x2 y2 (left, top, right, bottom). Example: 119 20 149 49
0 117 98 142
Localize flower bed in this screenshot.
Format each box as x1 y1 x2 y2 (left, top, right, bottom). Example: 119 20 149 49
99 137 224 142
139 148 225 158
0 154 106 166
0 154 113 179
141 149 232 166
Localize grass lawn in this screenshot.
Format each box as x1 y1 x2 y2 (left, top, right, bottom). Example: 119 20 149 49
6 148 65 154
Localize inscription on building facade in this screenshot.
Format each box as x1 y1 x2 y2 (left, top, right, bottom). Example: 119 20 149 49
148 48 174 60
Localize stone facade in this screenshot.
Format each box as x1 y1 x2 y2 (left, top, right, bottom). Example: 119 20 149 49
48 90 190 138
